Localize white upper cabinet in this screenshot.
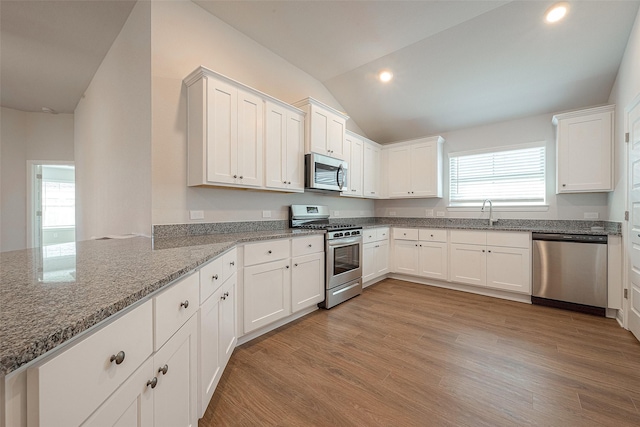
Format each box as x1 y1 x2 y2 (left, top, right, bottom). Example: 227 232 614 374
293 97 349 160
265 100 305 192
385 136 444 198
185 69 264 189
363 139 381 198
342 131 364 197
553 104 614 193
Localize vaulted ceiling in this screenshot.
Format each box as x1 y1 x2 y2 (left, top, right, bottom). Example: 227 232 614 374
2 1 639 144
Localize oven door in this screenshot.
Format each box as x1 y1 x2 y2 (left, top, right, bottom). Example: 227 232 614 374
326 236 362 289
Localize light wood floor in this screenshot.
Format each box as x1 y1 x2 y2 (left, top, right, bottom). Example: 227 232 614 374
200 279 640 426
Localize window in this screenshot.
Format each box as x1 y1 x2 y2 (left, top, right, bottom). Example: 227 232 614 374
42 180 75 227
449 143 546 206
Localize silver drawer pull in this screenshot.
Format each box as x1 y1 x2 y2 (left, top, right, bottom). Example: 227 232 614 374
224 292 229 297
221 294 226 300
212 274 218 280
180 300 189 309
147 377 158 389
268 250 272 254
110 351 125 365
308 244 312 247
158 364 169 375
230 261 235 266
286 265 290 269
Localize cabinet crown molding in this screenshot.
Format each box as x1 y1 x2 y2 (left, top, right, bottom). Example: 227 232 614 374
552 104 615 125
292 97 349 120
183 66 305 114
381 135 445 149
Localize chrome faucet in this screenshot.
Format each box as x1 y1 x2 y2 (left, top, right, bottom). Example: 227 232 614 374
481 199 497 226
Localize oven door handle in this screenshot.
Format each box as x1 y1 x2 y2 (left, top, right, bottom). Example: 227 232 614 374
327 237 362 247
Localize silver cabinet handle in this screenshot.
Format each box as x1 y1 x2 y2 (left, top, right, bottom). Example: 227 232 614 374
110 351 125 365
212 274 218 280
224 292 229 297
482 250 486 253
288 181 291 184
147 377 158 388
233 175 237 178
308 244 312 247
180 300 189 309
221 294 226 300
230 261 235 266
283 180 287 184
268 250 272 254
158 364 168 375
294 263 298 267
562 184 566 187
286 265 290 269
488 250 492 253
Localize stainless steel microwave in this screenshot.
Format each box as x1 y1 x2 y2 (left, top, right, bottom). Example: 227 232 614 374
305 153 348 192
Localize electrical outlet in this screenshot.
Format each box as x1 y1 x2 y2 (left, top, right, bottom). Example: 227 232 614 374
436 211 445 217
262 210 271 218
333 210 340 217
426 209 434 217
389 211 397 216
189 210 204 220
584 212 599 219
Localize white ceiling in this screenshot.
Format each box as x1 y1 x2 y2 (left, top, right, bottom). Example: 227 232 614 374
0 0 136 114
1 1 638 143
195 0 640 142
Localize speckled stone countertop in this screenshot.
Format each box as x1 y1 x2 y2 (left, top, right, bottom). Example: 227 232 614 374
358 218 621 235
0 229 322 376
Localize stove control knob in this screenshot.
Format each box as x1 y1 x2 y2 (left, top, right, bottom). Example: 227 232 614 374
335 233 343 237
344 232 351 236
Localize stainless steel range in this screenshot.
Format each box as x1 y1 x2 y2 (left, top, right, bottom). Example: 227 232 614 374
290 205 363 309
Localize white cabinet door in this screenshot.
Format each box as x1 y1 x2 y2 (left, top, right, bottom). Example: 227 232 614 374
219 275 237 368
153 315 198 427
285 110 305 191
342 134 364 197
236 89 264 188
307 105 345 159
265 102 303 192
81 359 154 427
327 111 346 159
206 77 238 185
555 106 613 193
291 252 324 312
410 141 439 197
197 291 221 418
393 240 419 275
363 141 381 198
418 241 448 280
387 146 411 197
486 246 531 294
449 243 486 287
362 242 376 282
244 259 291 333
375 240 390 277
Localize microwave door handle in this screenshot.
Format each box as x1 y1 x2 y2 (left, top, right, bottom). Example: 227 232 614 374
337 164 345 190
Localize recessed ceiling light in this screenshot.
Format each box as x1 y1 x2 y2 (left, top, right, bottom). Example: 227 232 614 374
379 70 393 83
545 2 569 23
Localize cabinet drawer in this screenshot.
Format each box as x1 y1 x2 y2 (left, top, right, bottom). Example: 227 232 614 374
222 248 237 280
27 300 153 427
244 239 290 266
155 272 199 351
418 229 447 242
393 228 419 240
376 228 390 241
487 231 530 249
450 230 486 245
200 255 224 303
363 229 379 244
292 235 324 257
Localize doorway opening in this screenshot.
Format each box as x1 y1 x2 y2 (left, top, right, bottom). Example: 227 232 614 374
28 162 75 248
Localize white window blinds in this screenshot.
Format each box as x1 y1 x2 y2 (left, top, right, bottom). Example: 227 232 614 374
449 144 546 206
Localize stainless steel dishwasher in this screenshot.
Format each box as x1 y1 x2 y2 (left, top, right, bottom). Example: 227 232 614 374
532 233 607 316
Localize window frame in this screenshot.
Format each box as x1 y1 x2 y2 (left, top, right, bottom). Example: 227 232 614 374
448 141 547 208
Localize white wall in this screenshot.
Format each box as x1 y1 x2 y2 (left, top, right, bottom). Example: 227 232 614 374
608 7 640 222
375 112 610 221
150 0 372 225
0 108 74 252
74 1 151 240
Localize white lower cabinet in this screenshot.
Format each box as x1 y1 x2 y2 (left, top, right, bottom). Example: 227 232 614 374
392 228 448 280
244 258 292 333
291 252 324 313
449 230 531 294
363 228 390 283
243 235 324 334
197 272 237 418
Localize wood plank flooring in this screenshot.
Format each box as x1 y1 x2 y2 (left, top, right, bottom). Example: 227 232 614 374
199 279 640 426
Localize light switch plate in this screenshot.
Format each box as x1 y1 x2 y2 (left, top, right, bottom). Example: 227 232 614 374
426 209 434 217
262 210 271 218
389 211 397 216
436 211 445 217
189 210 204 220
584 212 599 219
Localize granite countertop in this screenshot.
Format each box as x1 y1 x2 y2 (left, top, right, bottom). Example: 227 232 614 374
0 218 620 375
0 229 323 376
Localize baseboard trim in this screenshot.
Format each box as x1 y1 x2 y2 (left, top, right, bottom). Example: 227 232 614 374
237 306 318 346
